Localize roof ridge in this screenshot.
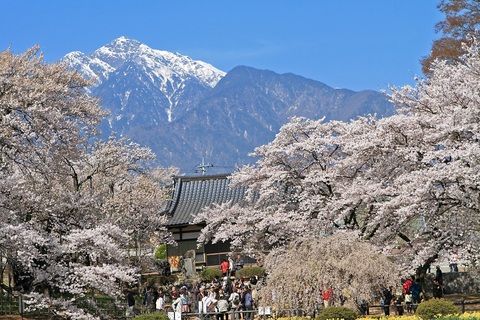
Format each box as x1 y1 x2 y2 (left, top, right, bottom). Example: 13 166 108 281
173 174 230 182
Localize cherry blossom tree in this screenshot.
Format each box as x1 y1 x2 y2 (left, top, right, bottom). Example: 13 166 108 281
259 232 398 313
0 47 175 318
196 39 480 282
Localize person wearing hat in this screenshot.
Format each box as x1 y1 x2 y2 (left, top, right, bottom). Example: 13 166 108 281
180 288 190 313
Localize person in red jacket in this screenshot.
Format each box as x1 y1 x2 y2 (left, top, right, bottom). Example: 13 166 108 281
220 259 230 277
322 285 333 308
403 278 412 295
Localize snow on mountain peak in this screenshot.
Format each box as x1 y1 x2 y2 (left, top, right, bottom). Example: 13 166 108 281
66 36 225 88
63 36 226 122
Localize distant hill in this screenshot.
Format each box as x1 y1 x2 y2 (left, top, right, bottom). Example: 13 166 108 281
63 37 394 174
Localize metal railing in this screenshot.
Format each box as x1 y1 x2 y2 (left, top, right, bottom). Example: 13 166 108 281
363 300 480 316
3 297 480 319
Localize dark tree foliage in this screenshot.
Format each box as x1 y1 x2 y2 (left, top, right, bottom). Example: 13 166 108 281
421 0 480 74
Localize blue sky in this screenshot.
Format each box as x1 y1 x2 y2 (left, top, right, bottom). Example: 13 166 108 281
2 1 442 92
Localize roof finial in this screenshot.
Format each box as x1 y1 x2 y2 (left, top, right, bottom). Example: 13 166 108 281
196 155 213 175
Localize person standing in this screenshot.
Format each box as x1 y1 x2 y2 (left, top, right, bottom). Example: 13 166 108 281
450 253 459 272
180 288 190 313
229 287 241 320
171 285 178 298
404 290 413 313
402 277 412 295
228 255 235 277
196 286 207 313
209 286 219 301
435 266 443 286
144 286 154 313
197 286 207 314
382 287 392 316
156 289 166 311
221 259 230 277
171 292 183 320
251 286 258 308
125 289 136 317
394 294 404 316
235 254 244 273
243 286 253 320
432 279 443 298
192 283 200 313
410 279 422 311
322 285 333 308
216 294 229 320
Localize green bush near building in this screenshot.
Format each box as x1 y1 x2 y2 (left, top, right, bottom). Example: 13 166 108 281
235 266 266 279
201 268 223 281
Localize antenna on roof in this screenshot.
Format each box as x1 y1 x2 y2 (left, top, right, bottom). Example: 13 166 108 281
195 155 213 175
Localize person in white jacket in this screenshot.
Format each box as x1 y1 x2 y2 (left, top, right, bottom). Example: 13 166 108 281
216 295 229 320
171 292 183 319
156 289 167 311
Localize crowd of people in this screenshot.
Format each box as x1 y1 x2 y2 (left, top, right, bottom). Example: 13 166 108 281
380 266 444 316
126 255 449 318
126 254 260 319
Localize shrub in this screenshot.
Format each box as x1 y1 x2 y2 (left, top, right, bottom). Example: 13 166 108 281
142 273 178 286
201 267 223 281
133 311 170 320
317 306 358 320
235 266 266 278
155 244 167 260
415 299 459 320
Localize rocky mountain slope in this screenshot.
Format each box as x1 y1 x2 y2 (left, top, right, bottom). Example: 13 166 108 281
63 37 394 174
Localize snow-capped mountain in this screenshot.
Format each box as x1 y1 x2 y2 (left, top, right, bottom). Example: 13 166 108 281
64 37 394 174
63 36 225 124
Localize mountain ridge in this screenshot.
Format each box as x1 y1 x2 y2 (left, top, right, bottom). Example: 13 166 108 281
64 37 394 174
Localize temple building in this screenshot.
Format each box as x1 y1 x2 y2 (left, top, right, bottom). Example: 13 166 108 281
162 174 253 271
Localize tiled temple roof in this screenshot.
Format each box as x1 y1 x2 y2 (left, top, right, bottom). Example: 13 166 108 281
163 174 249 227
